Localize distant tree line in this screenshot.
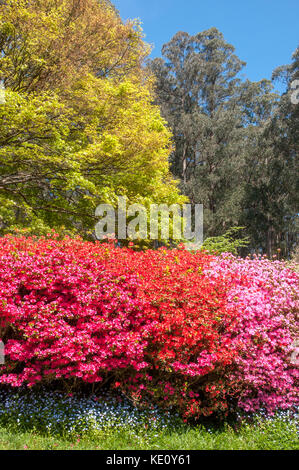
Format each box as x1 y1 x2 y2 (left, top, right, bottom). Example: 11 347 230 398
149 28 298 257
0 1 297 256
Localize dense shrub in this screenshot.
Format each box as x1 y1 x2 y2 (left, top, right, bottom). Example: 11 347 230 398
100 245 243 417
0 235 298 419
206 254 299 413
0 236 152 386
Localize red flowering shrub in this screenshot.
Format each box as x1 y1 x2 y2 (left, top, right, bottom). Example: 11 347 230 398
0 236 152 387
0 235 297 419
103 247 242 417
0 236 242 418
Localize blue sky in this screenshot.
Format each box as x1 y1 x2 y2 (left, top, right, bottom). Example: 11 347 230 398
113 0 299 93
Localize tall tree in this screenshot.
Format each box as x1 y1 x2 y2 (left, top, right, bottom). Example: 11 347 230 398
263 45 299 257
0 0 184 238
149 28 277 239
0 0 148 92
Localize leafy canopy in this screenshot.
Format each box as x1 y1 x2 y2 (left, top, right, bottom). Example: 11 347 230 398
0 0 185 238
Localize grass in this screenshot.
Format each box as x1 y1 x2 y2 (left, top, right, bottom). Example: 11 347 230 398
0 417 298 450
0 389 297 450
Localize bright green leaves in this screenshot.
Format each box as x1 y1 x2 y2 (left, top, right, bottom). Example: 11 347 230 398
0 1 184 239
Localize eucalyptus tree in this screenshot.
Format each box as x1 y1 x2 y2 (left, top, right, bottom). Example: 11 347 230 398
149 28 278 240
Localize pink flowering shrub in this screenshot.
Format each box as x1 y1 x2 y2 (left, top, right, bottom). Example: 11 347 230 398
0 235 298 418
205 254 299 413
0 236 152 387
0 236 241 418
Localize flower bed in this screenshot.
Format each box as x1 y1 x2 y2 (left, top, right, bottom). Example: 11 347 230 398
0 235 298 419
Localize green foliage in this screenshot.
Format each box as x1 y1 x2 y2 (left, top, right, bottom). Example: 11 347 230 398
202 227 249 255
149 29 278 242
0 0 185 239
150 28 297 257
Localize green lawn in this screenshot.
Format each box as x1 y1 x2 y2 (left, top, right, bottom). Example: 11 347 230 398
0 390 297 450
0 418 298 450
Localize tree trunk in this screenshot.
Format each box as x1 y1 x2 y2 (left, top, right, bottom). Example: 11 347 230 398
266 225 274 258
182 143 187 184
